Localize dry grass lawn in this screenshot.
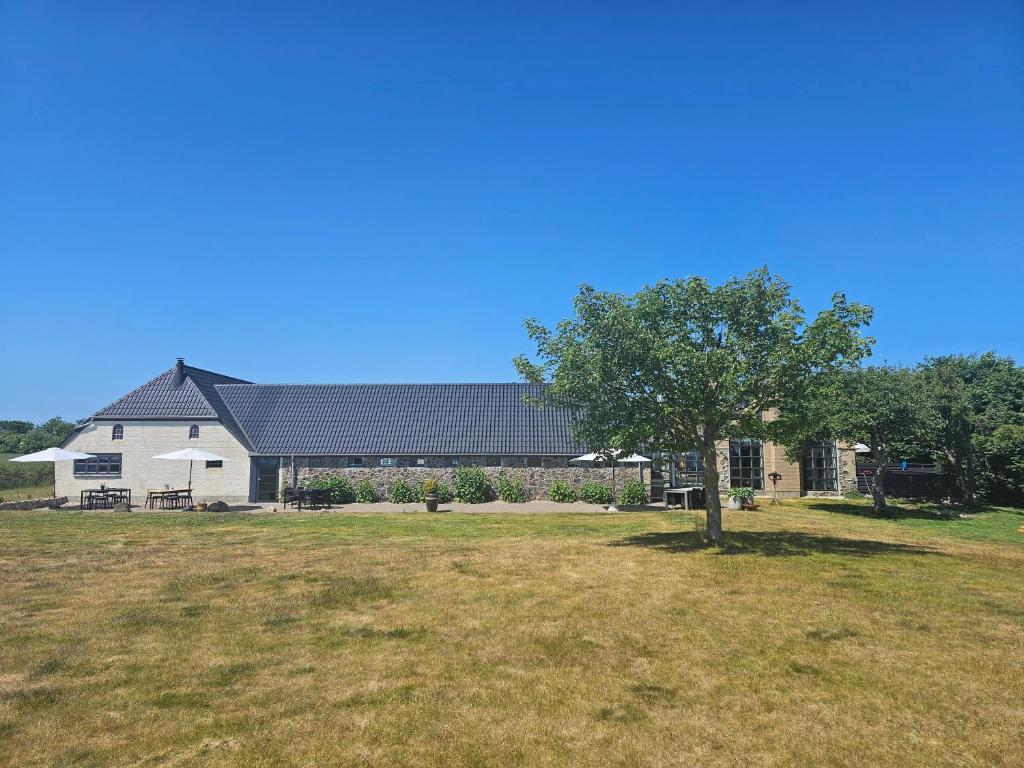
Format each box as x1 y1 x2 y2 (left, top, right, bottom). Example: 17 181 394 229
0 499 1022 767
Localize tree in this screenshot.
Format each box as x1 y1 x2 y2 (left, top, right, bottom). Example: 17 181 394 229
786 366 935 513
514 269 872 543
1 417 78 454
920 353 1024 506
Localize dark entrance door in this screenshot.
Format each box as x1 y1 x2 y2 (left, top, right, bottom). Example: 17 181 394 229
255 457 280 502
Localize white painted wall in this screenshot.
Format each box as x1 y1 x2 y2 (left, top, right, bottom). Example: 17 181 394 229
57 420 253 505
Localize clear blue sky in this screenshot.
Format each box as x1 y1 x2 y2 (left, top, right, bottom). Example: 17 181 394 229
2 2 1022 422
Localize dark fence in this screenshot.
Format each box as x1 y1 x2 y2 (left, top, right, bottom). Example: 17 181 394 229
856 464 951 500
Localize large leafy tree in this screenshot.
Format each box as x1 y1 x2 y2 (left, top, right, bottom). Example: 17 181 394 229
921 353 1024 505
514 269 872 543
784 366 935 512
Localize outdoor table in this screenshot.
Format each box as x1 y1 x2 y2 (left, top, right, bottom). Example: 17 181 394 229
664 487 703 510
81 488 131 509
145 489 192 509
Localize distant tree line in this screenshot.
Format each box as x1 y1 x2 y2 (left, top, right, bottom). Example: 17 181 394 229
0 417 78 455
0 417 79 493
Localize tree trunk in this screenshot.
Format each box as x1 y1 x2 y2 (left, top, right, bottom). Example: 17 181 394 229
964 450 976 507
870 441 888 513
702 447 723 544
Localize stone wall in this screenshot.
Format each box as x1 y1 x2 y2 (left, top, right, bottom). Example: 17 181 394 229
286 456 625 501
0 496 67 511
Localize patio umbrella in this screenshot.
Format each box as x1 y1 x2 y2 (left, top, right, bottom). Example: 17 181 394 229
152 448 227 493
9 447 96 508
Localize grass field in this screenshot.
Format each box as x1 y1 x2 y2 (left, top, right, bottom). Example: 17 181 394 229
1 499 1022 767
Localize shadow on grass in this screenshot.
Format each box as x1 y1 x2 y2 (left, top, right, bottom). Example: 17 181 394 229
610 530 939 557
802 501 964 521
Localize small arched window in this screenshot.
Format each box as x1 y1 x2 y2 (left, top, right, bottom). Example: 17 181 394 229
189 424 199 439
112 424 123 440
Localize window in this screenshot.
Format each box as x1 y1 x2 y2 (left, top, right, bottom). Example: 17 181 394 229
409 457 426 467
729 438 764 489
526 457 542 468
206 460 223 469
447 457 460 467
379 457 396 467
347 457 364 468
112 424 123 440
675 450 703 486
189 424 199 439
485 456 501 467
74 453 122 476
803 440 838 491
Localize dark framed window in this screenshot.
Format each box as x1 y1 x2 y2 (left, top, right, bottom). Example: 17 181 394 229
526 457 542 468
729 439 764 489
379 457 396 467
409 457 425 467
74 453 122 476
447 457 460 467
803 440 838 491
112 424 123 440
347 457 364 468
485 456 501 467
675 450 703 486
206 460 223 469
189 424 199 439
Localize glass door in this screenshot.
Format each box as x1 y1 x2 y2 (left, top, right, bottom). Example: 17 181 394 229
255 457 280 502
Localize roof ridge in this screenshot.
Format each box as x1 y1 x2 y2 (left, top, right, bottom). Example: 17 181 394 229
214 382 546 388
184 364 251 384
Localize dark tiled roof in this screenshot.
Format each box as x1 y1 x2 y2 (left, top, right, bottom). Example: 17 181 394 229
215 383 584 456
93 365 252 446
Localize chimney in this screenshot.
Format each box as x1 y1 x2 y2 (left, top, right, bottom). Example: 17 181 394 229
173 357 186 386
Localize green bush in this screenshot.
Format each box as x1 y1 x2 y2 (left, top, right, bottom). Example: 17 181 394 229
435 482 454 503
306 475 356 504
578 482 613 505
728 486 756 503
497 473 527 503
618 479 648 505
453 467 490 503
423 478 438 496
549 480 576 503
389 480 421 504
355 479 378 503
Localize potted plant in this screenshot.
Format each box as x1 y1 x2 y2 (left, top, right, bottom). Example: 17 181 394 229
423 478 439 513
727 486 756 510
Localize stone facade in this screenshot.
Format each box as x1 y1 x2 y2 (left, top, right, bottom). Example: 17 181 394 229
284 456 623 501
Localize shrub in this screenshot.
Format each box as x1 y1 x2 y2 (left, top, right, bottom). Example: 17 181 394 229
453 467 490 503
497 473 527 503
728 486 756 504
306 475 356 504
389 479 421 504
423 478 438 496
549 480 576 503
355 480 378 503
618 479 649 505
578 482 614 505
435 482 454 503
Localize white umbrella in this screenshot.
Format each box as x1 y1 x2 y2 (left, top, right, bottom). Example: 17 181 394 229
854 443 872 453
10 447 96 508
153 448 227 492
569 452 652 498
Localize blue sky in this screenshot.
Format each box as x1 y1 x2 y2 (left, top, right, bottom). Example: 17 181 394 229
2 1 1022 422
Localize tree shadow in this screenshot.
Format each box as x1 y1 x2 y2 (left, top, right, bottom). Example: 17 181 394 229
610 530 940 557
802 501 959 521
